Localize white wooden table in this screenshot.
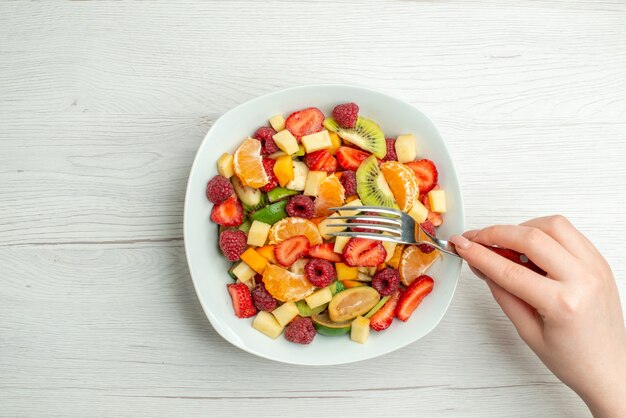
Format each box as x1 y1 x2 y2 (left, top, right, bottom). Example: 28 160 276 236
2 1 625 417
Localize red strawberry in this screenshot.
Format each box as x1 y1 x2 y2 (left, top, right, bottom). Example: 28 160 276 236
304 149 337 172
274 235 310 267
370 289 401 331
335 146 371 171
406 159 438 194
395 275 434 321
309 243 342 262
342 238 387 267
285 107 324 140
210 195 243 227
260 158 279 192
227 283 257 318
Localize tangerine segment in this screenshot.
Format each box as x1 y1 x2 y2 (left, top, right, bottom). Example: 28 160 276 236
399 245 440 286
263 264 315 302
380 161 419 211
233 137 269 188
313 175 345 217
268 217 323 246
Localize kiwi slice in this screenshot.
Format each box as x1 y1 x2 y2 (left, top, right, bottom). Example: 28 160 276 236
324 116 386 158
356 156 399 209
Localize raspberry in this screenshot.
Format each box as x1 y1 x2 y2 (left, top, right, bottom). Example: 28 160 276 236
284 316 316 344
251 282 278 311
339 170 357 196
304 259 336 287
253 126 279 156
260 158 279 192
372 267 400 296
332 103 359 128
418 220 437 254
219 229 247 262
206 175 234 204
382 138 397 162
285 195 315 218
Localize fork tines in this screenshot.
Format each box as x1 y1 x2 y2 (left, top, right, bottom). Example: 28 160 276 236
326 206 404 242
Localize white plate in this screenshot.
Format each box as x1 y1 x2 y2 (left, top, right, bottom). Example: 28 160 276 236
184 84 465 365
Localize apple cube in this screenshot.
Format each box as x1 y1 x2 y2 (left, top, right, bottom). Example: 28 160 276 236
269 114 286 132
395 134 417 163
302 130 332 153
305 287 333 309
253 311 284 339
285 160 308 191
272 130 299 155
338 199 362 217
351 316 370 344
382 240 397 263
217 153 234 178
247 220 271 247
232 261 256 282
333 235 351 254
407 199 429 223
272 302 299 327
317 212 346 240
304 171 327 196
428 190 447 213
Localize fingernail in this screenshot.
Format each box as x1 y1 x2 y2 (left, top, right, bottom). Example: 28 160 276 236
463 230 479 240
450 235 471 250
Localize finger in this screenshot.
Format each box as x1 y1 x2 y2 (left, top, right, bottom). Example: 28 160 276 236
486 279 543 347
469 265 488 281
450 235 558 310
465 225 580 280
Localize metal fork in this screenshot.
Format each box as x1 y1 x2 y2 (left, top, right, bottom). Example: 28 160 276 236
327 205 546 275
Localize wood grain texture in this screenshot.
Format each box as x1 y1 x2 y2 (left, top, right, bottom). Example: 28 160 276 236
1 0 625 417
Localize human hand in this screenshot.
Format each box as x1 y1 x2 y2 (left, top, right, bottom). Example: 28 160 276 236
449 216 626 418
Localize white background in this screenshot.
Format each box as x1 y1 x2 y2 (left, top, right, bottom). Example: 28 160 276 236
1 1 625 417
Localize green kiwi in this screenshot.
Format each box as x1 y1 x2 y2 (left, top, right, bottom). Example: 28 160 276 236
323 116 386 158
356 156 399 209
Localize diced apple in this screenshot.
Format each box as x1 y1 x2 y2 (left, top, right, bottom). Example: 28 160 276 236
333 235 351 254
285 160 308 191
407 198 429 223
305 287 333 309
382 240 397 263
428 190 447 213
272 302 299 326
247 220 271 247
302 130 332 153
317 212 346 240
232 261 256 282
268 114 286 132
273 155 294 187
217 153 235 178
272 130 299 155
338 199 362 217
351 316 370 343
253 311 284 339
395 134 417 163
304 171 327 196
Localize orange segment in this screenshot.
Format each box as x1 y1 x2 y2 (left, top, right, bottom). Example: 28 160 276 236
313 175 345 217
233 138 269 188
398 245 440 286
380 161 419 211
268 217 323 245
263 264 315 302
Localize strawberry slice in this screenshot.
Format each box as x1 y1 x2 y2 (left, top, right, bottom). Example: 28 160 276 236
274 235 310 267
304 149 337 172
370 289 401 331
285 107 324 140
406 159 438 194
342 238 387 267
210 195 244 227
227 282 257 318
335 146 371 171
395 275 434 321
309 243 342 262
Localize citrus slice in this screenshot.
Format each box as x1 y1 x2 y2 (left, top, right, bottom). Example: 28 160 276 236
268 217 323 245
380 161 419 211
263 264 315 302
233 137 269 188
313 175 345 217
398 245 440 286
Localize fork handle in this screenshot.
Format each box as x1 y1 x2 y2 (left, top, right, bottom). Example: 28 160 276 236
484 246 547 276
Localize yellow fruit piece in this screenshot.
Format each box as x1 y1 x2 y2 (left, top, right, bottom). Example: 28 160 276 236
247 220 271 247
380 161 419 211
342 280 365 288
234 138 269 188
240 248 268 274
351 316 370 344
217 153 234 178
327 131 341 154
232 261 256 282
428 189 447 213
382 240 397 263
407 198 429 223
338 198 362 216
253 311 284 339
387 244 405 269
395 134 417 163
399 245 440 286
272 130 299 155
333 236 350 254
272 302 300 326
269 217 323 245
314 175 345 217
263 264 315 302
336 262 358 281
273 155 294 187
256 245 276 263
268 114 286 132
303 170 327 197
305 287 333 309
345 195 359 203
302 130 332 153
317 212 346 240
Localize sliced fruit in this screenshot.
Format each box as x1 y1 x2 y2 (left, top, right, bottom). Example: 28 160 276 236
253 311 284 339
386 244 405 269
217 152 235 178
303 170 327 197
273 155 294 187
333 236 351 254
364 295 391 318
406 159 438 195
370 289 401 331
240 248 268 274
305 287 333 309
269 114 286 132
380 161 419 211
285 160 308 191
238 219 251 234
396 275 434 321
302 130 332 153
231 175 265 212
267 150 287 159
231 261 256 282
342 280 365 288
313 175 345 217
338 198 363 217
296 300 328 317
328 286 380 322
251 200 288 225
263 264 315 302
428 189 447 213
285 107 325 140
309 243 342 262
233 138 269 188
211 195 244 227
351 316 370 344
329 280 346 295
268 217 323 245
407 198 429 224
256 244 276 263
317 212 346 240
304 149 337 172
394 134 417 163
335 146 371 171
274 235 310 267
323 117 386 158
311 311 352 336
356 156 398 209
327 131 341 154
227 283 257 318
272 129 299 155
336 262 358 281
271 301 300 326
343 238 387 267
289 258 309 274
382 240 397 263
267 187 299 203
398 245 440 286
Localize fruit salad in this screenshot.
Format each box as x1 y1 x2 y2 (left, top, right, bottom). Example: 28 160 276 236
206 103 446 345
